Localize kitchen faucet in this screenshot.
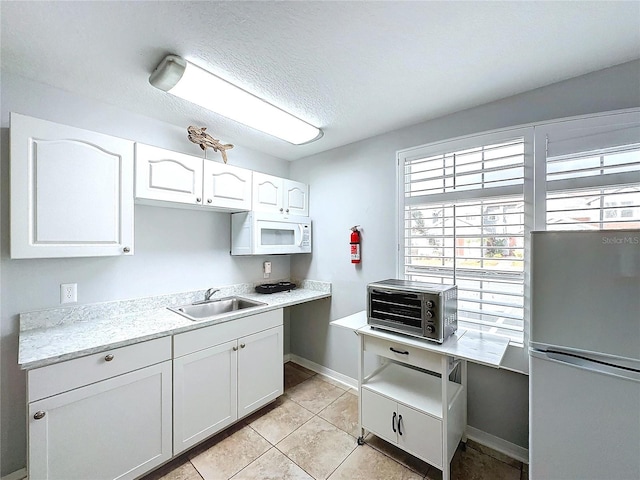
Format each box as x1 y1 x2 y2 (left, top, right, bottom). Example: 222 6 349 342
204 288 219 301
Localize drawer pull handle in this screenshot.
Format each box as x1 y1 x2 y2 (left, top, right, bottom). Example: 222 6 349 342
397 414 403 436
389 347 409 355
33 411 46 420
392 412 397 433
104 354 114 362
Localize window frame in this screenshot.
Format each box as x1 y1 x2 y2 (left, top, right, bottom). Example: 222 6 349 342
397 127 534 359
396 107 640 375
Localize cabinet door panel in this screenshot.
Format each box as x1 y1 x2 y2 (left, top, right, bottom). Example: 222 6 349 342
10 113 134 258
135 143 203 205
361 388 397 446
237 326 283 418
252 172 283 213
173 341 237 454
28 361 172 480
203 161 251 210
284 180 309 216
397 403 443 468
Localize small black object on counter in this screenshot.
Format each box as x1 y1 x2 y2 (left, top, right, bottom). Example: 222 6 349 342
255 282 297 294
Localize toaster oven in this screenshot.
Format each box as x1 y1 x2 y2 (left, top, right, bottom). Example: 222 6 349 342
367 279 458 343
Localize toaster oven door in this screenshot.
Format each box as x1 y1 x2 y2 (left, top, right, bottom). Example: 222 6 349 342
368 289 424 336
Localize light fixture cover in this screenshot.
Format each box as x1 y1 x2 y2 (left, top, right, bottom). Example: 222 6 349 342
149 55 323 145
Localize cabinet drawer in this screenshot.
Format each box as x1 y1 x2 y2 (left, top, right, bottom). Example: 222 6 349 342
28 336 171 401
363 335 441 372
174 309 283 357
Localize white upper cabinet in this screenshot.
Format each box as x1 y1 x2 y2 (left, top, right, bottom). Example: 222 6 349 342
135 144 251 212
135 143 203 206
10 113 134 259
253 172 309 216
203 161 252 211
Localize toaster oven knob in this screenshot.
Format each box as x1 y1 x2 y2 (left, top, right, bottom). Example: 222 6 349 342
426 324 435 334
426 310 435 318
426 300 435 309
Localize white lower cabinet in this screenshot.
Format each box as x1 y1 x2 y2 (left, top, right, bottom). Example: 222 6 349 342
173 309 284 454
173 340 238 454
27 338 172 480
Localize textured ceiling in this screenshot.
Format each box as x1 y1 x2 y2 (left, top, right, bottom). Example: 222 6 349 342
1 1 639 161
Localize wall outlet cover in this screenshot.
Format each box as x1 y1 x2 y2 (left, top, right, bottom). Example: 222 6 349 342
60 283 77 304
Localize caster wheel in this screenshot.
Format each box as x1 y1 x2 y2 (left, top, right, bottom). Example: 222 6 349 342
357 436 365 446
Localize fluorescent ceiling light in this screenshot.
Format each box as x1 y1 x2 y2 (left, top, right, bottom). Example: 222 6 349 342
149 55 323 145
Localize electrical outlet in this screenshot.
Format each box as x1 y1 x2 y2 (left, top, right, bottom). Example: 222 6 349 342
263 261 272 279
60 283 77 304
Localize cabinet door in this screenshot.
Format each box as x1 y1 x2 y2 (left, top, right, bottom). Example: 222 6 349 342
252 172 284 214
203 161 252 211
360 388 398 446
173 340 238 454
237 326 283 418
283 179 309 216
397 403 443 469
135 143 203 206
10 113 134 258
28 361 172 480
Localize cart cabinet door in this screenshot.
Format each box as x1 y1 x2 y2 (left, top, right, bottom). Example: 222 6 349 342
360 388 398 445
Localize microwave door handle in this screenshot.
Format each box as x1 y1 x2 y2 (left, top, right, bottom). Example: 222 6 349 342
297 224 304 246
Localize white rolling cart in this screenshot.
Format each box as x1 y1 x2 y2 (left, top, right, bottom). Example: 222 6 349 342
331 311 509 480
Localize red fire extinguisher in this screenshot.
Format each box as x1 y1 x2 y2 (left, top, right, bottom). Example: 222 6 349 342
350 226 361 264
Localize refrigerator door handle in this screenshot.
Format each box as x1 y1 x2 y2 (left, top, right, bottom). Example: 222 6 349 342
530 348 640 383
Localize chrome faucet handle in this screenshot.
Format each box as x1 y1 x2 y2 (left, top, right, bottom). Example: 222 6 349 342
204 288 220 301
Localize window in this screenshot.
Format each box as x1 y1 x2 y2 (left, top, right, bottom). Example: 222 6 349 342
543 144 640 230
399 129 532 344
398 109 640 350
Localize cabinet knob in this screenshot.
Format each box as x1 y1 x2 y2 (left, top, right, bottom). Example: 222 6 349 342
279 208 283 212
104 354 114 362
123 247 131 253
207 198 213 204
286 209 289 213
232 346 238 351
240 343 246 349
33 411 46 420
196 197 202 203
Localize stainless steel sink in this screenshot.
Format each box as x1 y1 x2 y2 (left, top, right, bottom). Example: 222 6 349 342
168 296 267 321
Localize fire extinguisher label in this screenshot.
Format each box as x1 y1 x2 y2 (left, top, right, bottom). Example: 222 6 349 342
351 243 360 261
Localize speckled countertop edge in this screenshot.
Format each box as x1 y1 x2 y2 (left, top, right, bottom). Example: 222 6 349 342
19 280 331 370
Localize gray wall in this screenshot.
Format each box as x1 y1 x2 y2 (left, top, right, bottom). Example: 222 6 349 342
288 59 640 450
0 73 292 476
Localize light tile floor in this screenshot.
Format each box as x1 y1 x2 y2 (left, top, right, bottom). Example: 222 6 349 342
142 362 527 480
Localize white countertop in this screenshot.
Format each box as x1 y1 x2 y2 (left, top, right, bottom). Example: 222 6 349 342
19 282 331 370
331 310 509 367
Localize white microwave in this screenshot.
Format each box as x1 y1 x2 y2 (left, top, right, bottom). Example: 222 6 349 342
231 212 311 255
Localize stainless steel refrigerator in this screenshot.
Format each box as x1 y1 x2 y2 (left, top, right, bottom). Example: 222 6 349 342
529 230 640 480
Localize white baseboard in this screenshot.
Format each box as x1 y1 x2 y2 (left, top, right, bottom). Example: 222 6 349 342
283 353 291 363
1 468 26 480
288 354 358 391
466 425 529 464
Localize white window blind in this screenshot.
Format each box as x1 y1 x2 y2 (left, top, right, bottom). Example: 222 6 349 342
400 134 528 343
542 113 640 231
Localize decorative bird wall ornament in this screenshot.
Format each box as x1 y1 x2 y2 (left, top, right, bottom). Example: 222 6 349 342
187 126 234 163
